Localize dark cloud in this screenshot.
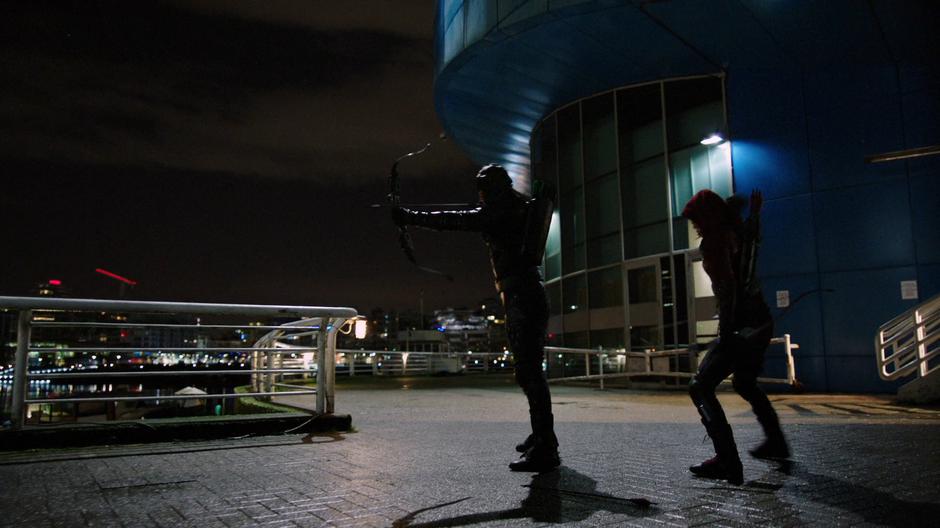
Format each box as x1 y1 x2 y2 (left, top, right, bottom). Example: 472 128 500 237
0 0 463 183
0 1 494 311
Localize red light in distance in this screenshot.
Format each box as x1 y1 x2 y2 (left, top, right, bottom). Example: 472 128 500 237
95 268 138 286
48 279 62 286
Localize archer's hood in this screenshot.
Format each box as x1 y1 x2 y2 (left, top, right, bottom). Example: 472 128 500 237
682 189 735 234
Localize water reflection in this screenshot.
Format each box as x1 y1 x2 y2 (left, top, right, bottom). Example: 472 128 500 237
0 375 252 424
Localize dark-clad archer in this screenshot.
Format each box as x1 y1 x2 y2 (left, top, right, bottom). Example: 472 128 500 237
393 164 560 472
681 188 789 485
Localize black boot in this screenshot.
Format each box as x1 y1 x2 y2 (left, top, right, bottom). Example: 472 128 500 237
515 434 535 453
749 437 790 460
690 456 726 479
693 425 743 485
751 409 789 459
509 441 560 472
690 454 743 485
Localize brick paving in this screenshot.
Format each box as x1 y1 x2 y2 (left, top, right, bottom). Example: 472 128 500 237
1 382 938 527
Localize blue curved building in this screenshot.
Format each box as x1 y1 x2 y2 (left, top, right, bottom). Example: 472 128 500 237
433 1 939 392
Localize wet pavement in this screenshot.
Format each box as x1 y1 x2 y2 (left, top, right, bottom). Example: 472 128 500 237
1 378 938 527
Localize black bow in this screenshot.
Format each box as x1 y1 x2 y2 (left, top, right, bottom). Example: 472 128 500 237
389 144 454 281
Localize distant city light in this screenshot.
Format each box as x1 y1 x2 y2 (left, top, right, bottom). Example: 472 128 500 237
700 133 724 145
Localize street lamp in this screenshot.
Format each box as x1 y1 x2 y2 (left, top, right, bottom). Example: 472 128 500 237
354 317 367 340
700 132 725 146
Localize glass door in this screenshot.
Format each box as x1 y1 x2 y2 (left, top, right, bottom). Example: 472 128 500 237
685 249 718 346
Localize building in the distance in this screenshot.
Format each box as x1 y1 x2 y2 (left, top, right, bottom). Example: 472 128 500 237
432 1 939 392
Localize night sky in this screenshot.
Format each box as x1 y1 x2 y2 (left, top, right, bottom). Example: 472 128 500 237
1 1 494 312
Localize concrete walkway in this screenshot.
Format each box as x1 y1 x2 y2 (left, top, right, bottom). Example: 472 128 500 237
2 379 938 527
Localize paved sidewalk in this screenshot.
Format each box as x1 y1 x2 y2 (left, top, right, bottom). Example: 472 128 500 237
2 381 939 527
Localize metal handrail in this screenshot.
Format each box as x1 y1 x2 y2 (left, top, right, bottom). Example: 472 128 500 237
328 337 800 388
876 292 940 381
1 296 357 429
545 335 800 388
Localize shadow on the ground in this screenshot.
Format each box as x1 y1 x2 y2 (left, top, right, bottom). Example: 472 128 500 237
301 431 346 444
391 466 657 527
690 460 939 527
784 462 940 528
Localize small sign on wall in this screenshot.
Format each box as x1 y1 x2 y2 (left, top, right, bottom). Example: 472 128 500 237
901 280 919 300
776 290 790 308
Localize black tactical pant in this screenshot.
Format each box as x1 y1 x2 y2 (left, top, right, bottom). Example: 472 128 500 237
689 324 783 461
503 282 557 448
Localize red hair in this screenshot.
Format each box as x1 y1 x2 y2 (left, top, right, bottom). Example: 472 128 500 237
681 190 741 237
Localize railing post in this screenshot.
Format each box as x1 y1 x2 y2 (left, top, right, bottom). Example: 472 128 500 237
250 350 257 390
784 334 796 385
598 352 605 391
12 310 32 430
264 350 274 397
316 320 327 414
585 352 590 377
916 309 928 378
316 318 338 415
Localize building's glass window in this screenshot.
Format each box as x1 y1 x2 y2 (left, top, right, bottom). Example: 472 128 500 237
617 84 663 165
583 93 617 180
665 77 724 151
562 331 589 349
533 74 726 352
562 273 587 314
669 144 732 249
561 187 585 273
586 172 621 267
627 265 658 304
546 281 561 317
465 0 498 44
536 116 562 281
442 0 466 65
558 105 585 274
627 263 662 350
671 253 690 346
558 105 582 191
622 158 669 258
618 84 669 259
665 77 731 250
588 265 622 309
583 93 621 268
590 328 625 349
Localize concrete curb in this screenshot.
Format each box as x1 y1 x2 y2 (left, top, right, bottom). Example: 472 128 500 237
0 413 352 451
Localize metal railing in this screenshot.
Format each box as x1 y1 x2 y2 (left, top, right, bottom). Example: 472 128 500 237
544 335 801 389
310 349 513 376
0 296 356 429
876 292 940 381
314 335 799 388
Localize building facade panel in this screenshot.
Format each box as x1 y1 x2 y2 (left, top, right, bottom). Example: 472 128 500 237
725 68 813 200
813 180 916 273
909 159 940 264
758 194 818 278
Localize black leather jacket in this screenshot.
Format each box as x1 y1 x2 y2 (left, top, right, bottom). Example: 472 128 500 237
398 190 539 291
